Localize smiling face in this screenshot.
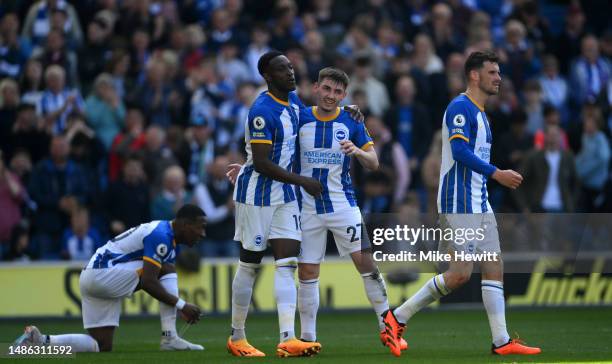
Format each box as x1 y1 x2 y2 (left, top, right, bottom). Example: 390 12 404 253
314 77 347 113
263 55 296 92
473 61 501 96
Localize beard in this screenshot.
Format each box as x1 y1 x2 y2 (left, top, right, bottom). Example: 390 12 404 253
480 82 500 96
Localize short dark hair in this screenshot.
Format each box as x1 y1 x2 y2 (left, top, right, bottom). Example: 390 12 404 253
464 50 499 77
257 50 283 77
317 67 350 89
176 204 206 221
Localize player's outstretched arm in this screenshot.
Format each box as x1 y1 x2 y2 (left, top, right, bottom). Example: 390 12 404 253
339 140 379 170
141 260 201 323
251 143 323 196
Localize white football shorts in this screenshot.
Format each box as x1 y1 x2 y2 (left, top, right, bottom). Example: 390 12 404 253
299 207 370 264
80 262 140 329
233 200 301 251
438 213 501 255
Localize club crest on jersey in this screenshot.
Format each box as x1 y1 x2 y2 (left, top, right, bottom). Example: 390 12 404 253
156 243 168 257
254 235 263 246
253 116 265 130
334 129 347 142
453 114 466 127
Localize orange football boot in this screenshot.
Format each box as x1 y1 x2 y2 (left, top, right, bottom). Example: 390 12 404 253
226 337 266 357
492 338 541 355
381 310 405 357
276 338 322 357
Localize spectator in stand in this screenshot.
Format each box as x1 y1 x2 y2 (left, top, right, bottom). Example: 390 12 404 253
245 24 271 84
0 149 25 253
0 78 20 148
78 15 112 94
193 153 237 257
218 81 255 151
539 54 569 124
127 28 151 82
216 40 251 90
523 79 545 136
106 50 132 101
130 59 174 127
108 107 146 182
5 103 49 164
142 125 177 194
384 75 431 183
32 29 78 87
207 7 239 53
516 125 579 213
510 0 552 56
19 59 45 113
426 2 464 62
182 24 206 72
421 130 442 214
85 73 126 150
4 221 31 261
60 206 102 260
491 111 534 212
555 3 587 75
185 116 215 188
570 34 610 107
411 33 444 75
106 156 150 236
575 106 610 212
498 19 541 92
151 165 192 220
8 150 34 188
28 134 92 259
63 113 105 181
40 65 85 134
21 0 83 48
347 56 390 117
0 13 31 80
302 30 331 82
356 115 410 210
534 105 569 151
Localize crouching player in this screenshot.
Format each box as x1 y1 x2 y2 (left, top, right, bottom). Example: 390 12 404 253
14 204 207 352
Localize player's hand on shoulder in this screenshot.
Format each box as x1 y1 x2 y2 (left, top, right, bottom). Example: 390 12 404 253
344 105 364 122
226 163 242 185
492 169 523 189
180 303 202 324
300 176 323 197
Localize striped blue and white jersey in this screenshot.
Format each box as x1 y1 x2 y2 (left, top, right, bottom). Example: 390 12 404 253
297 107 373 214
233 91 302 206
85 221 176 271
438 94 494 214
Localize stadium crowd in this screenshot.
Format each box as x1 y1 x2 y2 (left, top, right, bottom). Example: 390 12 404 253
0 0 610 261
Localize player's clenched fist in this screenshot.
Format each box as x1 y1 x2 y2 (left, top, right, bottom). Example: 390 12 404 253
492 169 523 189
180 303 202 324
300 176 323 197
339 140 359 156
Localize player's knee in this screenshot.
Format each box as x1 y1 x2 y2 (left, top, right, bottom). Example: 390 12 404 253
445 271 471 289
298 263 319 280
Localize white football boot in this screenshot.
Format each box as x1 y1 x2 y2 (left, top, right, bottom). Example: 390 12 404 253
160 334 204 351
14 326 45 346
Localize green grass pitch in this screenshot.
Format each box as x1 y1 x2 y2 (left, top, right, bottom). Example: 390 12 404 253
1 307 611 363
